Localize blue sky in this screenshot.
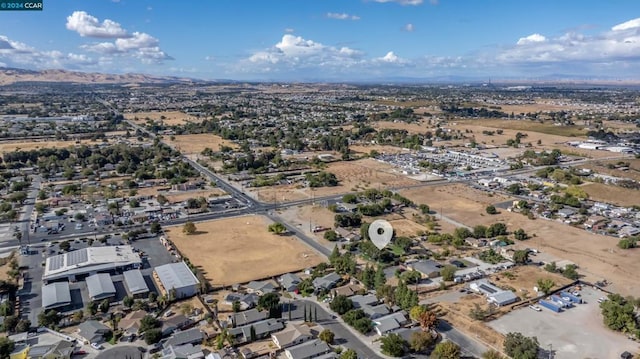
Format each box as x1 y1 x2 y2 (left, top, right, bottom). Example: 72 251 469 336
1 0 640 81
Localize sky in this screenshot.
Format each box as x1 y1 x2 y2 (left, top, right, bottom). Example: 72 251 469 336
1 0 640 81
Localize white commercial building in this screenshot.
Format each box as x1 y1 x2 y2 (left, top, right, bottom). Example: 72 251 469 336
43 246 142 283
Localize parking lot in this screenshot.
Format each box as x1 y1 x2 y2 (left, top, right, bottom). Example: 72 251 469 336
488 286 639 358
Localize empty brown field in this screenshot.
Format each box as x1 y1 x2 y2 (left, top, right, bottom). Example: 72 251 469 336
164 134 238 155
350 144 406 155
581 183 640 207
402 183 640 297
251 158 419 202
136 187 227 203
0 139 104 154
388 218 429 237
579 158 640 182
491 265 573 299
125 111 203 126
373 120 432 135
164 216 324 286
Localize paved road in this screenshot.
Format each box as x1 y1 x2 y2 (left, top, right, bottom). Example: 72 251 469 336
288 299 381 359
437 320 491 358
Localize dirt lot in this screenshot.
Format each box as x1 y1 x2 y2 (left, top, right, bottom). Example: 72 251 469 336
0 139 105 154
250 158 419 202
164 134 238 155
350 144 407 155
164 215 324 286
581 182 640 207
125 111 203 126
373 120 433 135
490 265 573 300
388 218 430 237
401 183 640 297
135 187 227 203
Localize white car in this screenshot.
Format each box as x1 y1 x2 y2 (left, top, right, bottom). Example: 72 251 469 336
90 343 103 350
529 305 542 312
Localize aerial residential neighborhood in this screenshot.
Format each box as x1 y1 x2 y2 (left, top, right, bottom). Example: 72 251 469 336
1 2 640 359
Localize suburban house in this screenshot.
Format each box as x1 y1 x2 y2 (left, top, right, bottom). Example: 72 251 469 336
163 328 206 348
224 292 259 311
333 283 363 297
26 340 75 359
409 260 442 278
284 339 331 359
271 324 321 349
161 343 205 359
373 311 409 336
118 310 147 340
279 273 302 292
350 294 378 308
77 320 111 344
229 309 268 327
362 304 390 320
228 318 285 344
245 280 278 295
161 314 194 336
312 272 341 293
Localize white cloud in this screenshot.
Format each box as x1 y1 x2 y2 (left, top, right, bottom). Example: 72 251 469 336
66 11 128 38
376 51 407 64
67 12 172 64
284 28 295 33
404 23 415 32
498 18 640 66
516 33 547 45
326 12 360 20
612 17 640 31
372 0 423 5
0 35 97 69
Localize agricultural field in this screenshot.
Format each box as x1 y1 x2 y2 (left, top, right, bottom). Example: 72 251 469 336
164 215 324 286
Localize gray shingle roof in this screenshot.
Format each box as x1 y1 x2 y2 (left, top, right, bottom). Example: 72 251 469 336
285 339 331 359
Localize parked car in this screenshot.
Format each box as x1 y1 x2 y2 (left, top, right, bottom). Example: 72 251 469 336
90 343 103 350
529 305 542 312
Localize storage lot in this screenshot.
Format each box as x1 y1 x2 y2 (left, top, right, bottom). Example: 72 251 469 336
488 286 639 358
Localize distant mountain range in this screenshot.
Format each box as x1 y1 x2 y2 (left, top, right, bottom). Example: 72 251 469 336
0 67 199 85
1 66 640 86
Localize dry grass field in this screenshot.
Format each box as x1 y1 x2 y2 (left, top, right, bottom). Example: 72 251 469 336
0 139 103 154
388 218 430 237
579 158 640 182
125 111 203 126
401 183 640 297
349 144 407 155
373 120 432 134
164 216 323 286
164 133 238 155
581 182 640 207
251 158 419 202
490 265 573 299
136 186 227 203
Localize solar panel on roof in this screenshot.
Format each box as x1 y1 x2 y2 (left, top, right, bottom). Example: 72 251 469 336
67 248 88 266
48 255 65 271
478 284 497 294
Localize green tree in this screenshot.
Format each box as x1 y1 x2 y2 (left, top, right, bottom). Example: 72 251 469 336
380 333 407 357
440 265 457 281
340 349 358 359
183 221 197 235
319 329 335 344
37 310 60 328
486 205 498 215
374 265 387 289
150 221 162 234
536 278 555 295
0 337 15 359
330 295 354 315
503 332 539 359
139 315 159 333
258 292 281 318
324 230 338 241
562 264 579 280
58 241 71 252
512 250 529 264
15 319 31 333
401 270 422 284
514 228 528 241
99 299 110 313
144 328 162 345
410 331 435 353
432 340 461 359
268 222 287 234
482 349 505 359
123 296 134 308
360 265 376 289
232 301 241 312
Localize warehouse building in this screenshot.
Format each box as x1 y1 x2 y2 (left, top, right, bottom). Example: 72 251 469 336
42 282 72 310
123 269 150 297
153 262 200 299
86 273 116 301
470 279 518 307
43 246 142 283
